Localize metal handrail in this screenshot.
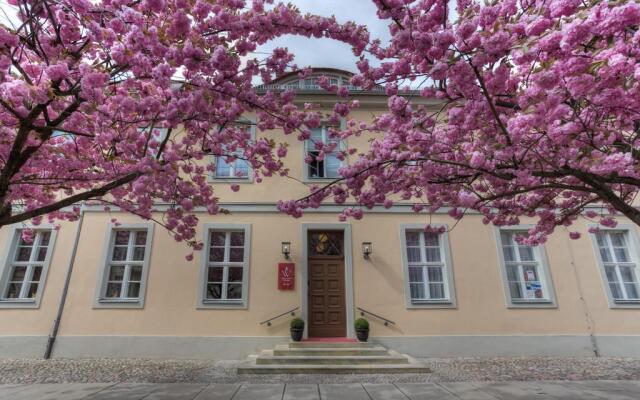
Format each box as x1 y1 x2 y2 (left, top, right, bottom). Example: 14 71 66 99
356 307 396 327
260 307 299 326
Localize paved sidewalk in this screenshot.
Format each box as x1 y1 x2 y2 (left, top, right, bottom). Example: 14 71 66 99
1 381 640 399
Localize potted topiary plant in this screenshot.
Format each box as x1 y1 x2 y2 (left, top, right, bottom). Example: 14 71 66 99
290 318 304 342
354 318 369 342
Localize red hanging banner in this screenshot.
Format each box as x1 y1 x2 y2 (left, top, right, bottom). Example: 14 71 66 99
278 263 295 290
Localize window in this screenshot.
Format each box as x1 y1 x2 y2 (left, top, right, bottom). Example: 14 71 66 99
496 229 556 307
199 224 251 308
302 76 339 90
279 75 341 90
594 230 640 303
0 229 55 307
305 125 344 179
400 225 456 308
215 155 249 179
96 225 153 308
212 122 252 180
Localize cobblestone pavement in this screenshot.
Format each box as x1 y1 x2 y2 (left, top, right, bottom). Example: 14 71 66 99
1 381 640 399
1 357 640 384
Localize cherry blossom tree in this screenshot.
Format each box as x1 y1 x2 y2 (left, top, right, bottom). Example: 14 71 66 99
281 0 640 243
0 0 367 245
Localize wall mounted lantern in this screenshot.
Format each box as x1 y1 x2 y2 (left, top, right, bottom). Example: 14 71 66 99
362 242 372 259
281 242 291 259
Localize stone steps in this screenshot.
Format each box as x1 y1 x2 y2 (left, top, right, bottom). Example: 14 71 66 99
237 341 431 374
272 345 389 356
257 354 409 365
288 341 374 348
237 363 430 374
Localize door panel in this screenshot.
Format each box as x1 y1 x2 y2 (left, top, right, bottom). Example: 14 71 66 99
308 231 346 337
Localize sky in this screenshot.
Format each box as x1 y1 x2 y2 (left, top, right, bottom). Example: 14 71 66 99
256 0 391 73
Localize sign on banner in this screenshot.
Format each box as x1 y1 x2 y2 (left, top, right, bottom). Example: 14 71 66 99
278 263 295 290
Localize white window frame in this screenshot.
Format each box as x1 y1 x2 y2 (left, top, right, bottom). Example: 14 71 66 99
198 223 251 309
399 224 457 308
589 224 640 308
94 223 154 309
0 225 57 308
209 119 256 183
494 226 557 308
303 119 347 182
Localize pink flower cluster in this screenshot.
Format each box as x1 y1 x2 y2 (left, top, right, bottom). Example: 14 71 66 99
0 0 369 249
283 0 640 243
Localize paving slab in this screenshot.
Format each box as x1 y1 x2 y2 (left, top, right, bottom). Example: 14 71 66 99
477 381 615 400
231 384 284 400
438 382 500 400
282 384 320 400
36 384 113 400
5 383 63 400
0 384 29 397
572 380 640 400
395 383 459 400
83 383 158 400
143 383 206 399
193 384 241 400
2 380 640 400
319 384 370 400
363 383 410 400
529 381 608 400
476 381 557 400
8 383 109 400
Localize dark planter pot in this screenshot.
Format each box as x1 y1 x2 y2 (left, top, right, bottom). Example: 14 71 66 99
290 328 304 342
356 328 369 342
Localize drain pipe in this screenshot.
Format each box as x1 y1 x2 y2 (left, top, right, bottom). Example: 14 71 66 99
44 202 86 359
564 227 600 357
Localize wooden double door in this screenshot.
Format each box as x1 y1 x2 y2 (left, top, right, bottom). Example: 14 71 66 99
307 231 346 338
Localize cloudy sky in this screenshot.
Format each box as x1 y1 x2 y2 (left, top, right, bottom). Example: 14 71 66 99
256 0 391 73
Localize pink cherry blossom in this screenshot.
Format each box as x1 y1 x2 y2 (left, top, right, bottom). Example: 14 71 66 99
0 0 369 251
283 0 640 243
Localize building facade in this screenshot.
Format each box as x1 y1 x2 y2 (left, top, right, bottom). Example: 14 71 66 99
0 69 639 359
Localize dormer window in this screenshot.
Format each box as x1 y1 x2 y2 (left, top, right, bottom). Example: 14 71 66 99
254 68 385 94
305 125 344 179
301 76 339 90
279 74 344 91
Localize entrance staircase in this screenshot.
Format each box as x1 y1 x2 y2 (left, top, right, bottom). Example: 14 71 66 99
237 341 430 374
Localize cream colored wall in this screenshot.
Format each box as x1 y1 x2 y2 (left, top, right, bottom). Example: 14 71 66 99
0 93 638 342
14 210 632 338
209 107 403 202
